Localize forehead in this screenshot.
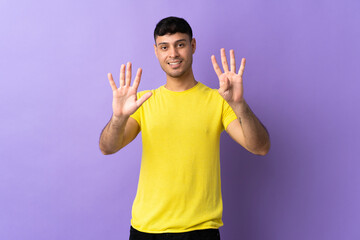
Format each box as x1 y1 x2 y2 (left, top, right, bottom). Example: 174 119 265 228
155 32 190 45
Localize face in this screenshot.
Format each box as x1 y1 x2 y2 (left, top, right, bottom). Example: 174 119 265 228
154 32 196 79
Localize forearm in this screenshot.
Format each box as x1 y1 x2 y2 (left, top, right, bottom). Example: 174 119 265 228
229 100 270 155
99 115 129 155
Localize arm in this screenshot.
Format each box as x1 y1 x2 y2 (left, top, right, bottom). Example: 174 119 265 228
211 48 270 155
99 62 152 155
99 115 140 155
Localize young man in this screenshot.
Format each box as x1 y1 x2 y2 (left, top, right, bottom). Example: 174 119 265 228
99 16 270 240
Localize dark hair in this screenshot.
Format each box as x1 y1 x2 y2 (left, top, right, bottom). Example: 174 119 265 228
154 16 193 42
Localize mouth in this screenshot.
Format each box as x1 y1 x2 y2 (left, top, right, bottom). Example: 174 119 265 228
168 60 182 68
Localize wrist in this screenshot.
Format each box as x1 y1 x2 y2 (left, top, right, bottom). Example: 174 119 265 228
229 99 248 113
111 114 129 127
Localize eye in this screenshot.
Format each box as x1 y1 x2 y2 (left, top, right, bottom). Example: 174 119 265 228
178 43 185 47
161 46 167 50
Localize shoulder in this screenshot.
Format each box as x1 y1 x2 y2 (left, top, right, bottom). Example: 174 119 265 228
197 82 224 100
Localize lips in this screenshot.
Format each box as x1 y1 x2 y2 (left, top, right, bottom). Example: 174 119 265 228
168 60 182 68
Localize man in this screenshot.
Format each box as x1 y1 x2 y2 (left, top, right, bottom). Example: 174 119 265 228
99 16 270 240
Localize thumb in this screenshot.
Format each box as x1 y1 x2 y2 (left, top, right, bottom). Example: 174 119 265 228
219 75 229 92
136 92 152 108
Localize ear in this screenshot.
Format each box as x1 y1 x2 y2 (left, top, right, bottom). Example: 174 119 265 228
191 38 196 54
154 44 158 58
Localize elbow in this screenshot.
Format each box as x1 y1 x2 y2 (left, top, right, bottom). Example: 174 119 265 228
256 141 271 156
256 148 269 156
248 140 271 156
100 147 112 155
100 149 113 155
99 144 119 155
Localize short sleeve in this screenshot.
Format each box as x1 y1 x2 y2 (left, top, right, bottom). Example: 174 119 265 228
222 99 238 130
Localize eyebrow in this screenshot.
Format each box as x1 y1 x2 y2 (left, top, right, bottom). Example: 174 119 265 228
157 39 187 46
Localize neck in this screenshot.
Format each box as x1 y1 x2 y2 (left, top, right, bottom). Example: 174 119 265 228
164 69 197 92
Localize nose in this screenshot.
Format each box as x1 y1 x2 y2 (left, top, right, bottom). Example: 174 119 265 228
169 46 179 58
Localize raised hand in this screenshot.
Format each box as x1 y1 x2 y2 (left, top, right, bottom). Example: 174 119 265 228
211 48 246 104
108 62 152 118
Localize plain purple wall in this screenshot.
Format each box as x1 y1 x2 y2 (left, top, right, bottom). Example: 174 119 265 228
1 0 359 239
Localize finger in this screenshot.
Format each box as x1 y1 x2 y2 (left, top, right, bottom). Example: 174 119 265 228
230 49 236 73
136 92 152 107
238 58 246 77
108 73 117 91
119 64 125 87
132 68 142 92
211 55 222 77
125 62 132 87
220 48 229 72
219 75 229 92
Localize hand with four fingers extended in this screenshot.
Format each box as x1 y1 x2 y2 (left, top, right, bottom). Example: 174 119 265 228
211 48 246 105
108 62 152 119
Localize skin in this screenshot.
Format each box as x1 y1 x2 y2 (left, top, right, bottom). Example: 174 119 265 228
154 33 197 91
211 49 270 155
99 63 152 154
99 32 270 156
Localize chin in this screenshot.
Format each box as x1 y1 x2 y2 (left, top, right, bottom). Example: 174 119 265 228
161 66 184 78
166 66 192 79
167 71 185 78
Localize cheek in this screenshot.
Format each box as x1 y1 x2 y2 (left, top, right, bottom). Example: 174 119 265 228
158 53 167 60
186 49 194 57
156 54 165 63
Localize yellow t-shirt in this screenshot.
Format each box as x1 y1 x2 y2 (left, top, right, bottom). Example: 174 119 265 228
130 82 237 233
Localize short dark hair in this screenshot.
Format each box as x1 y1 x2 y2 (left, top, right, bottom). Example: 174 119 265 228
154 16 193 42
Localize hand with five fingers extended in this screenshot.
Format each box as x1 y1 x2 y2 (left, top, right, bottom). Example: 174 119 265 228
211 48 246 105
108 62 152 119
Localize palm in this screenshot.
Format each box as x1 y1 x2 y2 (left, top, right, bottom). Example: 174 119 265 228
112 85 138 116
108 62 152 118
211 48 246 104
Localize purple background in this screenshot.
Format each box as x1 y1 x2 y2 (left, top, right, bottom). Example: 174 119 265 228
1 0 359 239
